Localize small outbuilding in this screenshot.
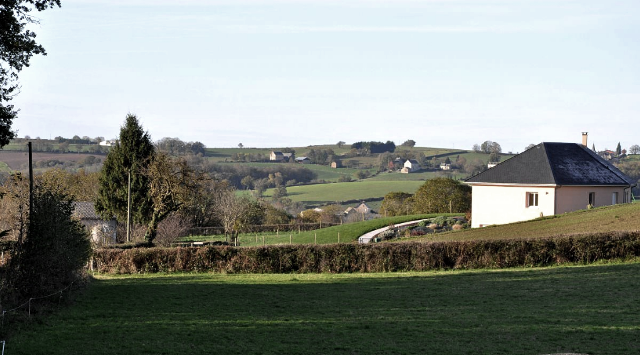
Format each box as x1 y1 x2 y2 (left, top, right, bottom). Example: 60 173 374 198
73 202 117 245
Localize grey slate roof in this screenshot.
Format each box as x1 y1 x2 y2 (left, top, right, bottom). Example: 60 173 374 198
466 143 635 186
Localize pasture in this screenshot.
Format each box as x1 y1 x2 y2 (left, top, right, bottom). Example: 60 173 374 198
7 262 640 354
182 214 444 245
0 151 101 171
263 180 424 205
418 202 640 243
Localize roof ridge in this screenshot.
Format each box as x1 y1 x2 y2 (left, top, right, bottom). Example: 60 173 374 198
542 142 559 184
579 144 635 186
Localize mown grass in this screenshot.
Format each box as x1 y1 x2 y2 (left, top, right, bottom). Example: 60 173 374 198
0 161 10 173
183 214 443 245
7 262 640 354
264 180 424 204
412 202 640 243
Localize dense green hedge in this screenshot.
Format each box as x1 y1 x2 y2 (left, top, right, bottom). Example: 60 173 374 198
91 231 640 274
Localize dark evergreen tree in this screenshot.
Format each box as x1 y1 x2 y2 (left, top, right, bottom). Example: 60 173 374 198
616 142 622 156
95 114 155 227
592 143 596 152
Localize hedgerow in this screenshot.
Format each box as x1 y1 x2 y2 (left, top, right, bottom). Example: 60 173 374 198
91 231 640 274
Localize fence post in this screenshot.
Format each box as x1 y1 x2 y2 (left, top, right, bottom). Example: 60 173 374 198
314 232 317 245
289 234 292 245
262 235 265 246
338 232 340 243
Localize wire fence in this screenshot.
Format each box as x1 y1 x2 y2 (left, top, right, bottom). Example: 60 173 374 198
1 281 77 351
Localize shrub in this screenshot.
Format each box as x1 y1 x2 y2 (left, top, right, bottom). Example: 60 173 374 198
6 187 92 301
91 231 640 274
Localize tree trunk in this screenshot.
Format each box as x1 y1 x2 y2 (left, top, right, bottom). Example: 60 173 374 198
145 212 159 245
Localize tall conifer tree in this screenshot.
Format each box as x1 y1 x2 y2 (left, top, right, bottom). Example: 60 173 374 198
95 114 155 228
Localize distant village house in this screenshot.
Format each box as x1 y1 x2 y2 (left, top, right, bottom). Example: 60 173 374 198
270 151 293 162
401 159 421 173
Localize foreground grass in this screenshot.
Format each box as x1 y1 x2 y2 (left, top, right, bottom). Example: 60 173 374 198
8 262 640 354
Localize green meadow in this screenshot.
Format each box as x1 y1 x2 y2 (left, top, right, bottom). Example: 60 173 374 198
183 214 443 245
418 202 640 243
264 180 424 205
7 263 640 355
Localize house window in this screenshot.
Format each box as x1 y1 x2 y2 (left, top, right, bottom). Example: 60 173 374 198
612 192 618 205
588 192 596 206
527 192 538 207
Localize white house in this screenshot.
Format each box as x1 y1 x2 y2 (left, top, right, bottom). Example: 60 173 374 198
99 139 116 147
465 142 635 228
403 159 421 172
270 151 293 162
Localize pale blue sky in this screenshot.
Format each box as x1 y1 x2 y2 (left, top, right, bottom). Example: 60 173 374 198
11 0 640 152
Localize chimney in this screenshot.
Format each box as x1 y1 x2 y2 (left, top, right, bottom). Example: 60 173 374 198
581 132 588 146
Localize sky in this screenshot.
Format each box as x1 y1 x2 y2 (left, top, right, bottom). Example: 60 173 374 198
10 0 640 153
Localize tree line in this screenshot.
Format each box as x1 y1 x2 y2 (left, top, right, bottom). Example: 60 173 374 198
351 141 397 154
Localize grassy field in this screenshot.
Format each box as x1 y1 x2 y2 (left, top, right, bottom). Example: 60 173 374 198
367 169 466 181
412 202 640 243
264 180 424 205
239 162 374 182
183 214 443 245
0 151 103 171
7 262 640 354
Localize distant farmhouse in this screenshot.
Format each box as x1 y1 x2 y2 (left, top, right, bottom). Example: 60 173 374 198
99 139 116 147
295 156 311 164
344 202 373 220
401 159 421 173
270 151 293 162
466 138 635 228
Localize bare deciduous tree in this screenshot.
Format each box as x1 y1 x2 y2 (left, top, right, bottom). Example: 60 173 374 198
143 152 205 244
213 186 248 245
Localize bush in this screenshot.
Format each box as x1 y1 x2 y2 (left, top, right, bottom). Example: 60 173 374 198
6 187 92 301
91 231 640 274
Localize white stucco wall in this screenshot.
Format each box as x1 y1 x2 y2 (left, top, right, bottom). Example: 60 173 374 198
470 184 631 228
554 186 629 214
470 185 556 228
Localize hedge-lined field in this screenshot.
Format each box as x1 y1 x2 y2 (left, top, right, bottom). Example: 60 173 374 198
93 231 640 274
7 263 639 355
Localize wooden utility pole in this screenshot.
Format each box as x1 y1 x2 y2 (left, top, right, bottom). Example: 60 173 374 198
28 142 33 237
126 171 132 243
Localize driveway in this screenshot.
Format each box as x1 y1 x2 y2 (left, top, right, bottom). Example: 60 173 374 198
357 219 429 244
